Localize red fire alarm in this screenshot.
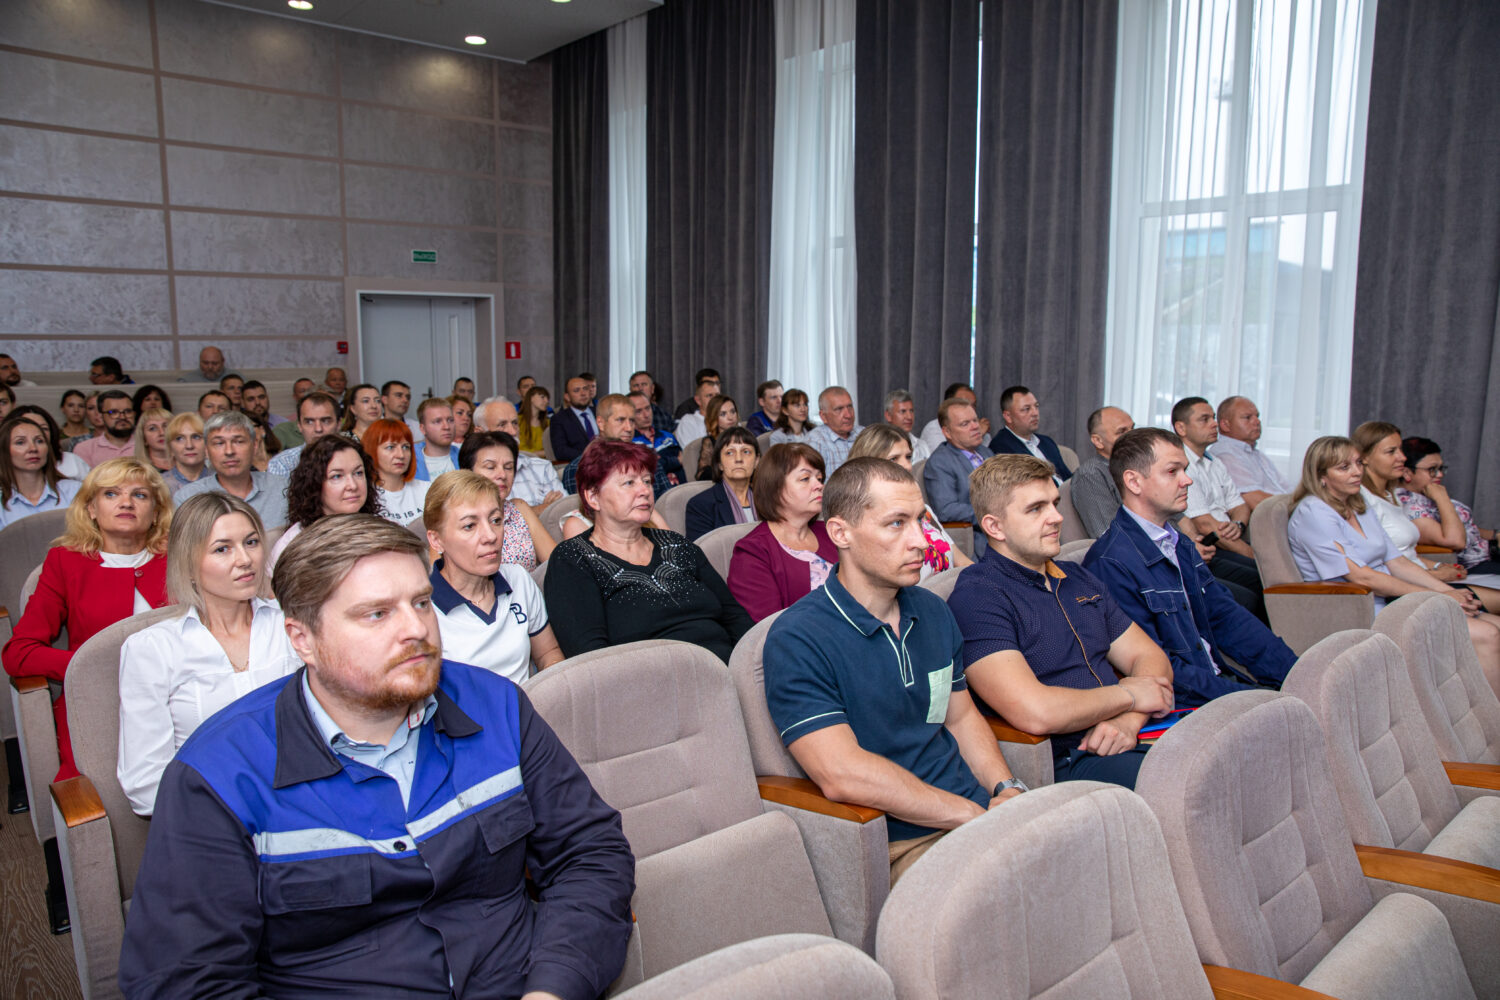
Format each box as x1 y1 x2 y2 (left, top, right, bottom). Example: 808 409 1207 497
504 341 521 360
336 341 348 354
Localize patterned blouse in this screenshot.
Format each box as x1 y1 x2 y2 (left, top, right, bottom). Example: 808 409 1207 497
918 504 957 580
1395 488 1489 567
499 499 538 571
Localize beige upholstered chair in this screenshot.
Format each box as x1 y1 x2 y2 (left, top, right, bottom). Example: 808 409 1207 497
756 431 774 454
1374 593 1500 767
529 559 548 590
917 568 961 601
1057 443 1080 475
1056 480 1088 544
1 510 69 804
540 493 583 541
656 481 714 536
524 640 841 989
1137 690 1489 999
615 934 894 1000
12 563 66 849
695 522 757 582
911 459 929 506
1057 538 1095 563
51 605 182 1000
680 438 707 482
1248 494 1376 653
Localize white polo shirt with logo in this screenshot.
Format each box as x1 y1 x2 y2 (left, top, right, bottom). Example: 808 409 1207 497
428 560 548 685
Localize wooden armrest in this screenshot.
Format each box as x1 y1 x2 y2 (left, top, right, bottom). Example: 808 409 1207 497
1355 844 1500 905
1263 582 1371 595
1443 761 1500 790
941 520 972 530
987 716 1048 745
757 775 883 824
1415 544 1457 555
0 604 8 619
1202 965 1338 1000
10 674 48 694
51 775 107 829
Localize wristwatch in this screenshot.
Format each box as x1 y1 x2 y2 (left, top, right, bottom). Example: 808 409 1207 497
993 777 1028 796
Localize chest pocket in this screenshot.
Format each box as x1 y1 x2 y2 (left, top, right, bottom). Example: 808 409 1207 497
477 792 536 855
926 664 953 724
260 853 373 915
1142 588 1189 616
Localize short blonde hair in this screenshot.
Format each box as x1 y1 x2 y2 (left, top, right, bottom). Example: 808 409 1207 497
1292 435 1365 517
273 513 427 634
56 458 174 555
969 454 1056 522
167 491 272 612
134 407 173 462
166 410 203 443
848 423 910 462
422 470 502 535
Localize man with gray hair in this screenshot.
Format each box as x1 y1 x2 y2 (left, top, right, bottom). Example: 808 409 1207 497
175 410 289 529
177 345 226 383
474 395 564 507
805 385 864 476
883 389 932 464
121 514 635 998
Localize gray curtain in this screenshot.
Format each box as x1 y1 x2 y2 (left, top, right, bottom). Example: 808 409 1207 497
645 0 774 409
973 0 1116 454
552 33 611 383
854 0 981 422
1351 0 1500 522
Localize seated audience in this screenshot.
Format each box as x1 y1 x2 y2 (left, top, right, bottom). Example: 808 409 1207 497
923 397 994 523
0 385 11 422
768 387 815 445
1287 435 1500 692
1070 406 1134 538
806 386 863 476
64 390 104 451
196 390 230 421
0 353 36 387
1209 395 1290 509
118 514 634 999
851 423 969 578
3 458 173 780
693 394 742 479
89 355 133 385
685 426 760 540
948 455 1174 790
544 440 752 662
58 389 89 439
674 367 721 420
176 345 225 383
268 435 376 569
459 431 556 570
727 443 837 621
452 376 476 402
267 391 341 478
133 407 173 473
219 374 245 409
362 418 429 525
763 457 1025 882
515 374 536 406
0 413 82 528
423 471 563 683
518 384 551 454
117 493 300 816
578 371 599 410
474 396 565 508
1398 435 1500 575
74 389 138 467
380 379 420 440
409 397 458 481
163 412 208 492
919 383 991 454
747 379 783 435
990 385 1072 481
628 369 676 435
449 394 474 446
563 395 674 502
550 375 600 462
672 374 721 448
629 390 686 484
241 380 286 429
175 412 289 531
340 382 383 441
318 365 348 400
12 404 89 480
883 389 933 464
131 384 173 417
272 379 316 449
1084 428 1295 705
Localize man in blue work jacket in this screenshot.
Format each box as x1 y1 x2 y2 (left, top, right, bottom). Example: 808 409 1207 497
1084 427 1295 707
120 514 634 999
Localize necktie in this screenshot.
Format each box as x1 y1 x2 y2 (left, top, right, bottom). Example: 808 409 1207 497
582 409 597 439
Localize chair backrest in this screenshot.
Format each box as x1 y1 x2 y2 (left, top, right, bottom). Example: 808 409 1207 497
918 567 961 601
540 493 583 542
64 605 185 902
756 431 774 454
1056 480 1088 544
1057 443 1080 474
1135 690 1374 984
877 782 1212 1000
725 613 805 779
681 438 707 482
1282 630 1461 852
616 934 895 1000
529 560 548 590
542 428 556 461
695 522 757 582
1374 593 1500 764
912 459 929 505
1246 493 1302 588
656 481 715 536
1057 538 1095 563
0 509 67 619
523 639 765 859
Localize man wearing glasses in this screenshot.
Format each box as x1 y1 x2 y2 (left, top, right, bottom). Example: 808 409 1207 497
73 390 139 467
1209 396 1290 511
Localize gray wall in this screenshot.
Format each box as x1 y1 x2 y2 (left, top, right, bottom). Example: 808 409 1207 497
0 0 554 395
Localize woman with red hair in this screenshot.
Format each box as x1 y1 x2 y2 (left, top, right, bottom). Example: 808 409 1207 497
363 418 429 524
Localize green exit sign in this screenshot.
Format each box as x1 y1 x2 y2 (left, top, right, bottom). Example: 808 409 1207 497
412 249 437 264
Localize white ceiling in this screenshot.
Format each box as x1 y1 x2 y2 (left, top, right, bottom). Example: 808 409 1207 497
203 0 660 63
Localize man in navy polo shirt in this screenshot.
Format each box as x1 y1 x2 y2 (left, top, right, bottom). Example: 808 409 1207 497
948 455 1175 789
764 457 1026 883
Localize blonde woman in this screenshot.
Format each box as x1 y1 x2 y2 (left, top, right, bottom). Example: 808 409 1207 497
117 492 300 815
164 411 209 492
134 406 173 473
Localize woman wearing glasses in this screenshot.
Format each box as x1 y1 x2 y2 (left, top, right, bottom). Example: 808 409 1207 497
1397 436 1500 578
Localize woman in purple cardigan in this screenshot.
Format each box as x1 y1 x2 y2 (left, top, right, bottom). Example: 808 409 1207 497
727 443 840 621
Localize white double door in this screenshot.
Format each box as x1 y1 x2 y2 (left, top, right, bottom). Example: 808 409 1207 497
359 295 477 402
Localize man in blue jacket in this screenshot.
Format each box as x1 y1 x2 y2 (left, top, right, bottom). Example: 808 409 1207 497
1083 428 1295 707
120 515 634 1000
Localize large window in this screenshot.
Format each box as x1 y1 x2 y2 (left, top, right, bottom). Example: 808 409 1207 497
1105 0 1376 473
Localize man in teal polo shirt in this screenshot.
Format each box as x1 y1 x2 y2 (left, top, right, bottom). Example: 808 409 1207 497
763 457 1026 882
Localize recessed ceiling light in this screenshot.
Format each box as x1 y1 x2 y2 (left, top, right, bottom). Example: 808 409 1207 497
552 0 572 4
464 35 487 45
287 0 313 9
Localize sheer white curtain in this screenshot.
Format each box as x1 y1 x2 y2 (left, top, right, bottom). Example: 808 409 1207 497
606 16 647 394
1105 0 1376 476
768 0 858 402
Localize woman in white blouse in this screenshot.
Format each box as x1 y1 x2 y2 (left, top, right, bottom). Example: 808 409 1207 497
117 491 301 815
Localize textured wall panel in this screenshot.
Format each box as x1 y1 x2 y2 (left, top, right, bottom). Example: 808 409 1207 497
0 197 166 268
179 337 341 369
170 211 343 275
161 78 339 157
501 286 554 343
0 125 162 203
6 337 176 371
499 181 550 233
0 0 154 66
501 232 552 288
0 270 172 334
497 127 549 181
154 0 338 95
337 35 492 118
1 52 158 136
495 60 551 129
175 276 343 337
344 164 495 227
347 223 497 282
342 104 495 173
166 146 341 216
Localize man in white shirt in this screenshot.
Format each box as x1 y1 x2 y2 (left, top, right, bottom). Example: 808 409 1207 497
1171 396 1254 560
805 386 865 476
267 392 341 478
672 376 720 448
413 398 458 481
474 396 564 508
883 389 932 464
0 353 37 387
176 411 290 529
919 383 992 454
381 380 422 440
1209 396 1290 510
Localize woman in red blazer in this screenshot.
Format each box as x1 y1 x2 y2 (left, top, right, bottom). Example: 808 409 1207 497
728 443 841 621
3 457 174 780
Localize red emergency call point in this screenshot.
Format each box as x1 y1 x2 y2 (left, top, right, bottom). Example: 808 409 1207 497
336 341 348 354
504 341 522 360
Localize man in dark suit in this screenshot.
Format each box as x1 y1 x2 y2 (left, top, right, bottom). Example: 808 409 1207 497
922 397 994 523
549 375 599 462
990 385 1073 482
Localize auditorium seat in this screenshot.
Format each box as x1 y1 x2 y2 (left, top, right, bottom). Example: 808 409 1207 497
656 481 714 536
1058 538 1094 563
1 510 67 814
695 522 757 581
1248 494 1375 653
680 438 707 482
1056 480 1088 544
1138 690 1494 999
756 431 774 454
615 934 894 1000
11 562 67 850
1057 443 1080 475
540 493 583 541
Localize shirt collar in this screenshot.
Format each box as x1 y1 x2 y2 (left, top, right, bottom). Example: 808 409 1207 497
428 557 513 620
821 568 921 638
1215 434 1254 454
176 596 279 635
11 481 64 508
977 545 1068 589
1121 506 1180 564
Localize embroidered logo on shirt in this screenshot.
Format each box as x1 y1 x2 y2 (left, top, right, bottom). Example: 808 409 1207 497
509 603 528 625
1074 593 1103 606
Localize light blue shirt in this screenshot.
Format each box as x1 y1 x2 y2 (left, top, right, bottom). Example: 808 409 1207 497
174 470 290 530
1124 506 1180 566
266 443 303 478
0 478 82 529
300 673 438 808
806 423 864 476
